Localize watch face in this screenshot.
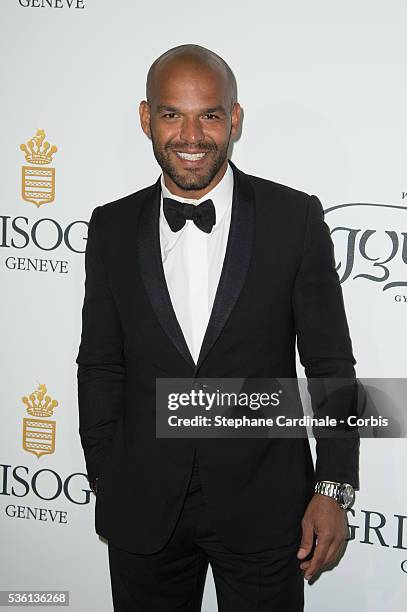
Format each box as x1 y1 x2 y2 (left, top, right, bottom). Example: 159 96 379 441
341 484 355 507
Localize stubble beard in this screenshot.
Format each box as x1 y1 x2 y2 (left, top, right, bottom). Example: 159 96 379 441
151 137 230 192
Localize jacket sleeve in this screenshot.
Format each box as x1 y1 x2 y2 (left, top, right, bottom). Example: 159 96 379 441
292 194 360 489
75 205 125 484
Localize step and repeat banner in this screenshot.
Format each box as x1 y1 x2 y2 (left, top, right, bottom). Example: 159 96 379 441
1 1 406 610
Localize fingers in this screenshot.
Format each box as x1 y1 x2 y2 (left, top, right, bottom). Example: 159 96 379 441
302 533 346 580
297 516 315 560
302 534 330 580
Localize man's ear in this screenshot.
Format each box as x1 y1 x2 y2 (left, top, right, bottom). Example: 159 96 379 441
230 102 242 139
139 100 152 139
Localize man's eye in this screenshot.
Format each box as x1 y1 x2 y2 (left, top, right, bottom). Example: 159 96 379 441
163 113 178 119
203 113 217 120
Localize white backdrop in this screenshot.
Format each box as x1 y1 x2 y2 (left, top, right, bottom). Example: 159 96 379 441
1 1 406 610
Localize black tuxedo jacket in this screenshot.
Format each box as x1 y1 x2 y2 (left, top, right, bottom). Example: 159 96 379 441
76 160 359 554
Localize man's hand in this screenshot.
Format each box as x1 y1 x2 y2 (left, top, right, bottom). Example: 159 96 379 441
297 493 349 581
89 477 99 495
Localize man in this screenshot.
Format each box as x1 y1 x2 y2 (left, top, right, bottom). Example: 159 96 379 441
76 44 359 611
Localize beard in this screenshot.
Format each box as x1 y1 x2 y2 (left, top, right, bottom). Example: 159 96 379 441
151 136 230 191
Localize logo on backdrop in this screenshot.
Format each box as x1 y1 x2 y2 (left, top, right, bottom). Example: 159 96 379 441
18 0 85 8
22 383 58 458
0 383 90 521
20 130 58 208
348 507 407 574
0 129 89 272
325 202 407 299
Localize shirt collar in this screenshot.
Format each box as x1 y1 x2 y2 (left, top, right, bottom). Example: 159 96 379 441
160 160 234 229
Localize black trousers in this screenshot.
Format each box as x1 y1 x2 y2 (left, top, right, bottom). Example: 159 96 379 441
107 457 304 611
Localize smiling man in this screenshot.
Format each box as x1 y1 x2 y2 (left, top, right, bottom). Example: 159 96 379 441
141 46 238 199
76 44 359 611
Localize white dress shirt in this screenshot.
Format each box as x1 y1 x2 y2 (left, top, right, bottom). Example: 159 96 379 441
159 162 234 364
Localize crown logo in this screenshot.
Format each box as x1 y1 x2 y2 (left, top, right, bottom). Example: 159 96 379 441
22 383 59 418
20 130 57 165
20 129 57 208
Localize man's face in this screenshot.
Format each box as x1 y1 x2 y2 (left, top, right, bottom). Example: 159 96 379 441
139 60 241 196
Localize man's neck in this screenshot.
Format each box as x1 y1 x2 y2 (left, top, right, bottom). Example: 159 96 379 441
162 159 229 200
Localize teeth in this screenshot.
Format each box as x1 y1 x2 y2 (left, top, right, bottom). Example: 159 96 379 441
176 152 206 161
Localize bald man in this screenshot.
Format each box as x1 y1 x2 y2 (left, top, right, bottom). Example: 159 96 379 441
76 44 359 611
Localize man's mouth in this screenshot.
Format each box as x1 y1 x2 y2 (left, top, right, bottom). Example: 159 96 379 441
175 152 208 161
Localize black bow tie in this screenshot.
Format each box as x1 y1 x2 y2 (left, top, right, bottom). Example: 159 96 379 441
163 197 216 234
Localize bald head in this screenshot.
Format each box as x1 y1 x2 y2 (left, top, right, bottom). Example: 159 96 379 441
146 44 237 108
139 44 241 198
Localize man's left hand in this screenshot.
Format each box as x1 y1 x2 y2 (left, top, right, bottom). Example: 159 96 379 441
297 493 349 581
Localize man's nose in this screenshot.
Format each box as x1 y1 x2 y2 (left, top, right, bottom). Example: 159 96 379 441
179 116 204 144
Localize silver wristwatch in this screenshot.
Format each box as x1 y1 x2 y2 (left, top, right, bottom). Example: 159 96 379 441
314 481 355 509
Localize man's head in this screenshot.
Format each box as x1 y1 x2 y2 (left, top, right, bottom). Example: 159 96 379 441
139 44 241 198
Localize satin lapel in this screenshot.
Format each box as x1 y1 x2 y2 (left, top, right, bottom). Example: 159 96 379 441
137 178 196 369
196 161 255 370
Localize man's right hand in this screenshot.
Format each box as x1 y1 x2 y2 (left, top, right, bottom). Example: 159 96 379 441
89 477 99 495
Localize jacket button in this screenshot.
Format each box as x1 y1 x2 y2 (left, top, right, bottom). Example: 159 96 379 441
192 381 208 391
